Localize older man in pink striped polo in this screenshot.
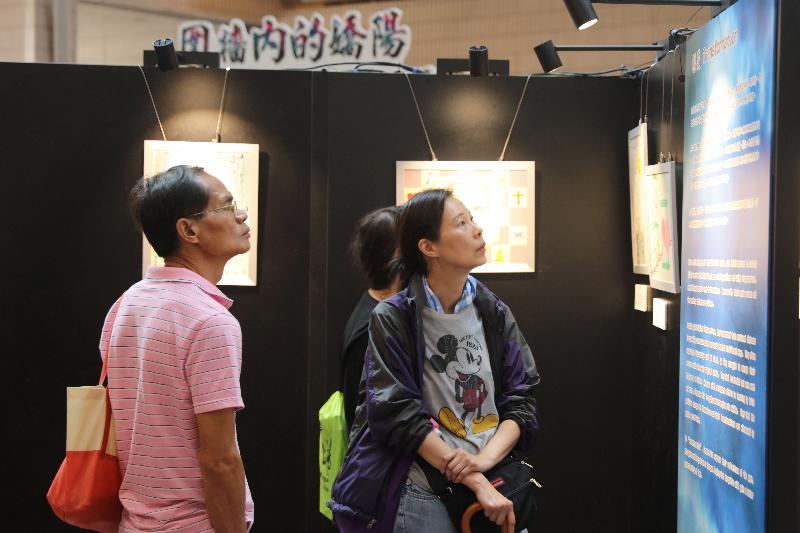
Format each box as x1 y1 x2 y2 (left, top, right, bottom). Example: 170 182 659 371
100 165 254 532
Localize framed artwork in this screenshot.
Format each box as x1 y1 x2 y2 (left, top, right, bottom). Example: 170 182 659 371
628 123 650 274
396 160 535 273
142 140 260 286
644 160 680 293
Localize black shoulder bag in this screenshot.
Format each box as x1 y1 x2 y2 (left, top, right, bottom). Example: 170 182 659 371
418 454 540 532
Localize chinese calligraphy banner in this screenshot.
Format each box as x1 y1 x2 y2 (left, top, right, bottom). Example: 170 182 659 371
179 8 412 69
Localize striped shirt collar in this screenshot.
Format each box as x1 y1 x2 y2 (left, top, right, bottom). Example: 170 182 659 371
145 266 234 309
421 274 477 314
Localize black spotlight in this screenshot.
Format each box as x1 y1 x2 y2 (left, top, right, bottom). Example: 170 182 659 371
534 40 563 74
563 0 598 30
153 37 179 71
468 45 489 77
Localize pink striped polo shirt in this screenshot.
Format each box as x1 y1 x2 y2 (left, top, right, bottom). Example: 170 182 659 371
100 266 254 532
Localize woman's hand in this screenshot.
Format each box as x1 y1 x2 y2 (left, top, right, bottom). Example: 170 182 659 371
472 480 515 532
442 448 491 483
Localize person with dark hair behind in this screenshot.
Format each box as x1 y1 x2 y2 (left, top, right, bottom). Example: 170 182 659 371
340 206 401 428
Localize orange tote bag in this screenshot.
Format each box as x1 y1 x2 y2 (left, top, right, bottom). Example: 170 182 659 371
47 315 123 532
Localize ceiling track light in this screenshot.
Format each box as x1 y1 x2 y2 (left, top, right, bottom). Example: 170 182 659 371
563 0 724 30
146 37 221 70
534 39 665 73
468 45 489 76
563 0 598 31
153 38 179 71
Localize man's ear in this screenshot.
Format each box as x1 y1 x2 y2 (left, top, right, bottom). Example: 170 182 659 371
175 217 200 245
418 238 438 259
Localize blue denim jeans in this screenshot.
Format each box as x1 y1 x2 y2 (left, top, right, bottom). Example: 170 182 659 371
392 478 529 533
393 479 458 533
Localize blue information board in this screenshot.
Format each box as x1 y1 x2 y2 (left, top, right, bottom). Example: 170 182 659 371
678 0 776 531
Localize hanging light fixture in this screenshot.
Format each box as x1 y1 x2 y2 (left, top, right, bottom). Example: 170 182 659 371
146 37 221 70
468 45 489 76
563 0 599 30
533 41 563 73
153 38 179 71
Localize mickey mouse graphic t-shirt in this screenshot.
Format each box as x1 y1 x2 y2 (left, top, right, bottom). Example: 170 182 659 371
407 304 499 490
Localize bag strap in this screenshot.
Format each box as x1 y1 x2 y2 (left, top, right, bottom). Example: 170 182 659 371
417 457 451 495
99 294 127 386
100 387 114 454
99 294 127 455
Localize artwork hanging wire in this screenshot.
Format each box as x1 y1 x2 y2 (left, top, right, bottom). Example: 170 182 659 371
632 49 682 289
138 65 231 143
401 72 533 162
137 66 259 286
397 72 536 274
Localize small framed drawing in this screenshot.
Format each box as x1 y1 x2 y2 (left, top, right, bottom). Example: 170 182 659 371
628 123 650 274
644 160 680 294
396 160 535 273
142 140 260 286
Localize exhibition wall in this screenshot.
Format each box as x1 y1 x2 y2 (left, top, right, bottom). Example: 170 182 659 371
629 50 684 532
0 65 316 531
1 64 641 532
766 0 799 530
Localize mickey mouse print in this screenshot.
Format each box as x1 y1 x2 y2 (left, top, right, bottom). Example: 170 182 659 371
421 306 499 450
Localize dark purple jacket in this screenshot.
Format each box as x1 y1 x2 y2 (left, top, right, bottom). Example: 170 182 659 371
328 275 541 531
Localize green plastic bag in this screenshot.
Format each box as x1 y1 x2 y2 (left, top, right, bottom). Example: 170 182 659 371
319 390 348 520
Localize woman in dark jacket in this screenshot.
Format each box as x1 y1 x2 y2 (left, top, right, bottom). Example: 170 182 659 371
330 189 540 533
340 206 401 428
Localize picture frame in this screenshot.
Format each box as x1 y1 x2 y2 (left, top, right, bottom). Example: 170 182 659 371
396 160 535 273
628 122 650 274
142 140 260 286
644 160 680 294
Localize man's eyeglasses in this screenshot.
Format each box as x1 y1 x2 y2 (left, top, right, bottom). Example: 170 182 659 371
188 201 245 218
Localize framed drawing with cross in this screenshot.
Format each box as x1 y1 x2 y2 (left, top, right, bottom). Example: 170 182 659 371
396 160 535 273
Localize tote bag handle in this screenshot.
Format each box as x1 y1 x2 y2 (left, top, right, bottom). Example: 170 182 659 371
99 294 126 386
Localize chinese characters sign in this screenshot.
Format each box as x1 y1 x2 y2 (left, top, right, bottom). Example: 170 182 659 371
179 8 411 69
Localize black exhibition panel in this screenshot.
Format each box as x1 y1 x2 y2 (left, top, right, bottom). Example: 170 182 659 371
629 51 684 533
311 72 641 533
766 0 800 531
0 64 314 532
0 63 640 532
0 63 157 532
